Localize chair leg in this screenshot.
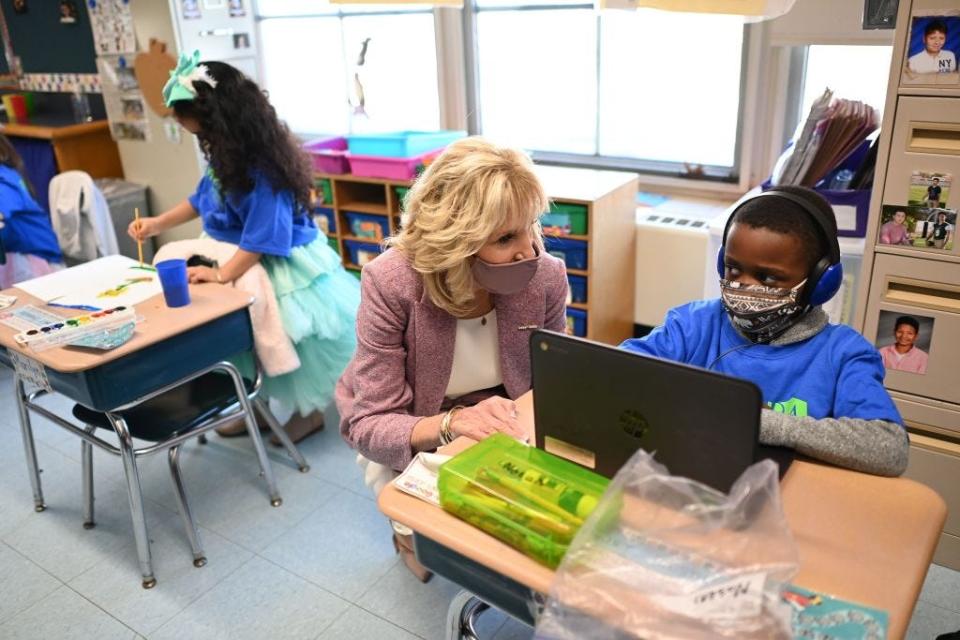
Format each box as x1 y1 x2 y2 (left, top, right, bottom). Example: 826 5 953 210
197 434 208 445
221 364 282 507
81 425 96 529
445 590 489 640
14 375 46 512
168 446 206 568
254 397 310 473
107 412 156 589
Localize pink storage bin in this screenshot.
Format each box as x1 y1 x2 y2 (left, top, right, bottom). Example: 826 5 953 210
304 137 349 175
348 149 443 181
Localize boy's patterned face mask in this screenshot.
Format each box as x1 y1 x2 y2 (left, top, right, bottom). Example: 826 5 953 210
720 278 807 343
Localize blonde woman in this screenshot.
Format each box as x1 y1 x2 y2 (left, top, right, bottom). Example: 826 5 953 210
336 137 569 581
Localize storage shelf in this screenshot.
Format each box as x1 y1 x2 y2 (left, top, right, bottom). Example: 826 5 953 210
544 232 589 241
316 172 413 187
568 302 588 311
338 201 389 215
341 235 385 244
567 268 589 277
344 263 364 271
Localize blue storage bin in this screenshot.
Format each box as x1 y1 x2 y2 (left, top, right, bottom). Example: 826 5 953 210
344 240 381 267
568 275 587 304
546 237 588 270
566 308 587 337
313 207 336 235
344 211 389 241
346 130 466 158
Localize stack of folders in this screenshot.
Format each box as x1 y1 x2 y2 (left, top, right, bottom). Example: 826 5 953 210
771 88 880 188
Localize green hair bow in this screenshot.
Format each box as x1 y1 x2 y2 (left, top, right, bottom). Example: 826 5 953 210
162 50 217 107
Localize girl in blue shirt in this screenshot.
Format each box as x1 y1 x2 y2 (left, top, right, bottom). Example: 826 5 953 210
0 134 63 288
129 53 359 443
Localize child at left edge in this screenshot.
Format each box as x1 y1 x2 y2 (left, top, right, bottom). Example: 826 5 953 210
621 187 909 477
129 51 360 443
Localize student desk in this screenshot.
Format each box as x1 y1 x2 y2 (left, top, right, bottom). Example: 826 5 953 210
378 392 947 640
0 284 304 587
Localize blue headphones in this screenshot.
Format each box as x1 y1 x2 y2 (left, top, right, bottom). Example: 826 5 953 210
717 190 843 307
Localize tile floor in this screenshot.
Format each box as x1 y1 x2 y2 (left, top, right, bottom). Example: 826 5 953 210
0 367 957 639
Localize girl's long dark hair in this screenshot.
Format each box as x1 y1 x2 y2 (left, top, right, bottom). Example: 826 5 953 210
0 133 37 198
172 62 313 210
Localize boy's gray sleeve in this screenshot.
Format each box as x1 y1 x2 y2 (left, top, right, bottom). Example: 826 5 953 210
760 409 910 477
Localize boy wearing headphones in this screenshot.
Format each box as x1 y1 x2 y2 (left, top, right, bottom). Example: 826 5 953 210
621 186 908 476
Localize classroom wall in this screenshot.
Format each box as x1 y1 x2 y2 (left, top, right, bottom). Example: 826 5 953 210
118 0 202 245
769 0 894 45
0 0 98 73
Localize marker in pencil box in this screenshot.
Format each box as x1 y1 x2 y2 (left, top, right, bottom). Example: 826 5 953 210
14 307 139 350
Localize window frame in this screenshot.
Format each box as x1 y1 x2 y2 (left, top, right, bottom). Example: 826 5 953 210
460 0 753 183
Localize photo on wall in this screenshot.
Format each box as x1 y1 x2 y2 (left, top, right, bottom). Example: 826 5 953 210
878 204 956 251
902 13 960 84
875 311 934 376
909 171 952 208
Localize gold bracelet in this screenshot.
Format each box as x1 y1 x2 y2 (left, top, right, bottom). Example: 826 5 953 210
440 405 465 445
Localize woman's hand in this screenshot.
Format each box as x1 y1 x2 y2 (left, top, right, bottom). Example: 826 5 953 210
127 216 161 241
187 265 219 284
450 396 525 441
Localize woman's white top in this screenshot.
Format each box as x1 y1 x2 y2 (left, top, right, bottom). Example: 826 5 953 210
444 309 503 398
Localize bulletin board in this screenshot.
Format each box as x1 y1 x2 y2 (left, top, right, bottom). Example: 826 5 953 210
0 0 97 73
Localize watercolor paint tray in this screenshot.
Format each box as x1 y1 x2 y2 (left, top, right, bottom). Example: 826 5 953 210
14 306 139 352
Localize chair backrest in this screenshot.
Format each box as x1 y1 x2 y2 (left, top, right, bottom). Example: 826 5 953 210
48 171 119 262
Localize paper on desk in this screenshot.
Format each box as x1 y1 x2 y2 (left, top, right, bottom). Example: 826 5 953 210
393 452 452 507
16 255 163 309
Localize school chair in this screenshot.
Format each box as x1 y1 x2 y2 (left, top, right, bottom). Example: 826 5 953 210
25 360 308 589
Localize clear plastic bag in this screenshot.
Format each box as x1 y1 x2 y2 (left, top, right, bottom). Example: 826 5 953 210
534 450 799 640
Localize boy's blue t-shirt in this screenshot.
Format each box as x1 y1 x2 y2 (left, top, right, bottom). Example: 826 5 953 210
0 165 62 262
620 299 902 425
188 170 317 257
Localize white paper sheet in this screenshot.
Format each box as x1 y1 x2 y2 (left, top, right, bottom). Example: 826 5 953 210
15 255 162 309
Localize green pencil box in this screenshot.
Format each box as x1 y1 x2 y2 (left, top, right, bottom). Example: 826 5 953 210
438 433 609 568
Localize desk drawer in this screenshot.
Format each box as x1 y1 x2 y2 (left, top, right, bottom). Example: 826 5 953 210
863 253 960 405
1 308 253 411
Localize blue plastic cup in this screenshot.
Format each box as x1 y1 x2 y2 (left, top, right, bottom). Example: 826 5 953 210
155 259 191 308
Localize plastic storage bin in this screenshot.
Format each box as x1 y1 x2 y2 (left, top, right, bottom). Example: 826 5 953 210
344 211 389 241
395 186 410 209
542 203 588 236
546 237 588 270
348 151 437 181
327 236 340 255
344 239 381 267
566 308 587 337
313 207 336 235
94 178 153 263
304 137 349 175
346 130 466 158
568 275 587 304
438 433 609 569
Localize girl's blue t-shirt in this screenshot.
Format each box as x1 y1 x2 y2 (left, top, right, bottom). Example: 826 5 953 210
0 164 62 262
620 299 903 425
188 170 317 257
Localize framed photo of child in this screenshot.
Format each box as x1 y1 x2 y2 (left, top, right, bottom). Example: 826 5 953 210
875 311 934 376
902 13 960 85
908 171 952 209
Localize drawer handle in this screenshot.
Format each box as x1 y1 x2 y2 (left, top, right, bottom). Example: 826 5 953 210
908 122 960 156
884 277 960 313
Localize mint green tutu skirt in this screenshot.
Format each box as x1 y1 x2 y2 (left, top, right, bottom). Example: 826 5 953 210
250 235 359 416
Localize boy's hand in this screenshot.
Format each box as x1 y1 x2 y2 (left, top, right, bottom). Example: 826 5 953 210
127 217 160 240
187 266 219 284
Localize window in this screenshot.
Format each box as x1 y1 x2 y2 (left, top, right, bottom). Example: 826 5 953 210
469 3 747 176
256 1 441 137
799 45 893 119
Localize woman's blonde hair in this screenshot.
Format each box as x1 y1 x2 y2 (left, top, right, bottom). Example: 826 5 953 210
387 136 547 316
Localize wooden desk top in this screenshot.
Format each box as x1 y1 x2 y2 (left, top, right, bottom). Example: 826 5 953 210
0 119 110 141
0 285 253 373
379 393 947 640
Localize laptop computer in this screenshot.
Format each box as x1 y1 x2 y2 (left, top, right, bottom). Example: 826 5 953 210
531 330 793 492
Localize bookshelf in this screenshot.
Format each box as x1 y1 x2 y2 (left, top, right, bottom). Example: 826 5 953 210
313 165 638 345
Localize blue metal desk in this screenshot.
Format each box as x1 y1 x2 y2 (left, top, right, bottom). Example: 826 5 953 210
0 283 308 587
